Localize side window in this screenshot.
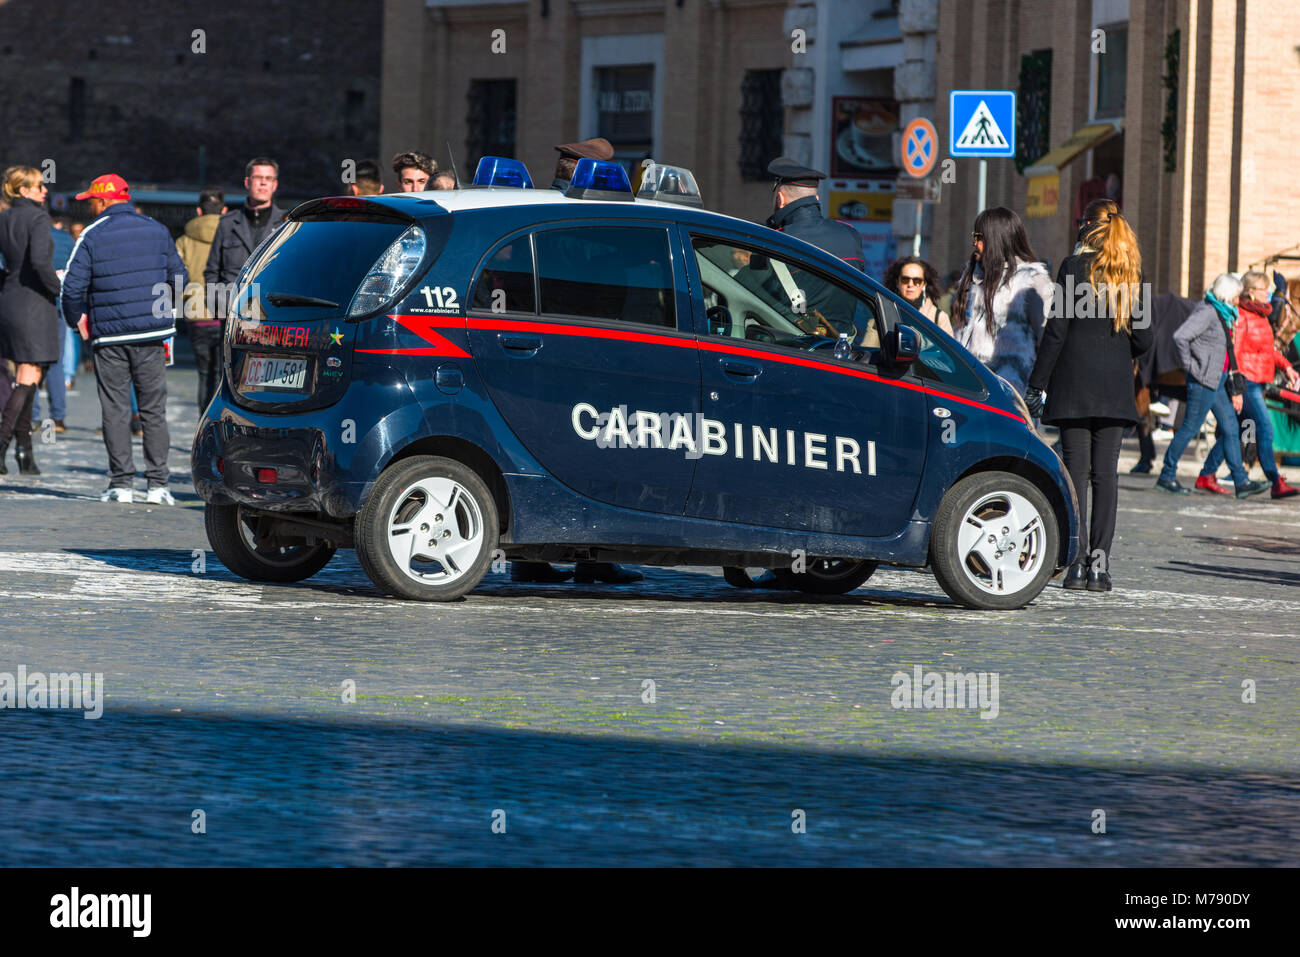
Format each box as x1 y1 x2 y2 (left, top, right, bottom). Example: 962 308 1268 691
909 321 984 392
472 235 535 314
534 226 675 328
691 237 881 356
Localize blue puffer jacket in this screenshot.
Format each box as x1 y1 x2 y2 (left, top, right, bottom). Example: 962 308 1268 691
60 203 187 347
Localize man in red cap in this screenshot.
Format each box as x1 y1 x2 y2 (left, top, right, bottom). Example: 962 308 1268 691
62 173 188 504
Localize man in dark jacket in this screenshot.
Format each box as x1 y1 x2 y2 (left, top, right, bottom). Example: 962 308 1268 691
61 174 187 504
765 157 865 270
203 157 286 319
760 158 864 338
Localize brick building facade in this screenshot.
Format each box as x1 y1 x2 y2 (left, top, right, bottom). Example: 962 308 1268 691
380 0 791 220
932 0 1300 297
0 0 382 201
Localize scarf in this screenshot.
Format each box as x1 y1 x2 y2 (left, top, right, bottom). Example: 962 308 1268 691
1239 297 1272 320
1206 290 1238 329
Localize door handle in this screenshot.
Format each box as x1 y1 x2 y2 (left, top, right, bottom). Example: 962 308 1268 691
499 335 542 355
720 358 762 379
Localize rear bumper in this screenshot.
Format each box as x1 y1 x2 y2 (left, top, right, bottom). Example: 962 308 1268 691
192 408 365 517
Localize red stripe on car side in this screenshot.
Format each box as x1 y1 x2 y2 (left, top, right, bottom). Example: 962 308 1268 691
356 313 470 357
458 314 1024 422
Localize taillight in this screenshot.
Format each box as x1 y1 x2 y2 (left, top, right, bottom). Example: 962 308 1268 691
347 224 426 317
256 468 277 484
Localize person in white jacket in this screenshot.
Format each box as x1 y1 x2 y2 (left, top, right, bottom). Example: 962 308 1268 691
950 207 1055 397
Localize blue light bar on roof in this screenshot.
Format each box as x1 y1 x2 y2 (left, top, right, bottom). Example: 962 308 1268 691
564 159 634 201
472 156 534 188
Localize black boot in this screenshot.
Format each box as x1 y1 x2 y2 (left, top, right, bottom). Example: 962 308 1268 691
13 387 38 475
1062 562 1087 590
0 384 36 476
510 561 573 583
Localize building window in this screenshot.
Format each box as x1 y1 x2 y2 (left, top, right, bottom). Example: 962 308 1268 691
466 79 518 169
68 77 86 142
739 70 783 181
1015 50 1052 174
1095 23 1128 117
595 65 654 175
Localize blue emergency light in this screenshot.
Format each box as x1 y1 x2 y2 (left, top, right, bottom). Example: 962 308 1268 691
472 156 534 188
564 159 634 202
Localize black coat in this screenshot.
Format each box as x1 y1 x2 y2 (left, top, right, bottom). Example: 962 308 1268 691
1027 252 1153 425
766 197 865 271
202 202 287 317
0 197 62 364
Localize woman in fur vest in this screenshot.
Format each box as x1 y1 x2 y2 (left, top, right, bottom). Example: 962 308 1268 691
951 206 1054 397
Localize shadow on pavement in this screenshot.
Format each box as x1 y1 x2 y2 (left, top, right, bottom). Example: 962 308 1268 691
2 706 1295 866
63 546 955 608
1165 560 1300 588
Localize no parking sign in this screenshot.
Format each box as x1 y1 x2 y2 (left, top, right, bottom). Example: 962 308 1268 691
901 118 938 178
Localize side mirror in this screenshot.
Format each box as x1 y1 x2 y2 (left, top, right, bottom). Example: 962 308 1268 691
886 323 921 365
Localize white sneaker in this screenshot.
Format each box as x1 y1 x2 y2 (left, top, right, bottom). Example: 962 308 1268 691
100 487 133 503
1148 400 1171 416
145 486 175 506
1152 428 1174 441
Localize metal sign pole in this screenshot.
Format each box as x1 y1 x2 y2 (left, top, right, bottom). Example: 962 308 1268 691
913 201 923 256
977 159 987 214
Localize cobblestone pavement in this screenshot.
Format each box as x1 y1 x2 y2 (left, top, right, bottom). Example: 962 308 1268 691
1 368 1297 865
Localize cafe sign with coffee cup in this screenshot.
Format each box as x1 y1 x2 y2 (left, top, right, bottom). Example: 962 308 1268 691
830 97 898 179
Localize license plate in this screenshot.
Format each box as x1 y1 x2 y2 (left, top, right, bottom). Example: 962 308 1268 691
241 355 308 391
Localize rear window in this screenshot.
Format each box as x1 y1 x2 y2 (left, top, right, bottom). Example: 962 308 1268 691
239 218 411 323
534 226 675 328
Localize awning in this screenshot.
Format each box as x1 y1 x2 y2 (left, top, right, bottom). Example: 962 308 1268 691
1022 120 1123 178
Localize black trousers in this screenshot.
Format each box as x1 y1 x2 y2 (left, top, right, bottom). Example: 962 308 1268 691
93 341 170 488
189 323 223 410
1056 417 1127 570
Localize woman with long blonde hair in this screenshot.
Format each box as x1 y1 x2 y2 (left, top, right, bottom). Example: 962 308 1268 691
0 165 61 475
1025 198 1154 592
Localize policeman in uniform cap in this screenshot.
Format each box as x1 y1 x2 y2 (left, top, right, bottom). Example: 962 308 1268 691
765 157 865 271
550 138 616 191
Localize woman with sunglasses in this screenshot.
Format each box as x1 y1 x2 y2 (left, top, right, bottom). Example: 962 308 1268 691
1025 199 1153 592
883 256 953 335
0 166 61 475
951 207 1054 396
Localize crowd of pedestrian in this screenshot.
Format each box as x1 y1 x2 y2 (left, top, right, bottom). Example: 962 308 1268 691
2 143 1298 598
875 197 1300 593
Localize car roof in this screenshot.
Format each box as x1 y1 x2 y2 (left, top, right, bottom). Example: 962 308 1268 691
362 186 738 220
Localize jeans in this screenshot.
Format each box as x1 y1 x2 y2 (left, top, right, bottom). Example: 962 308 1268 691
1160 371 1249 485
1201 380 1276 481
62 326 79 384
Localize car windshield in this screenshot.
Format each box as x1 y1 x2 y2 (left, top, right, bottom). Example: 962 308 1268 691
693 239 875 351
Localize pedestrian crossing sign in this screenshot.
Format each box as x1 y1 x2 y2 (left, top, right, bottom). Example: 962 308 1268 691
949 90 1016 158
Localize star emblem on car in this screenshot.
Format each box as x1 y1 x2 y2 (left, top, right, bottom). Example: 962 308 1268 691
330 328 343 346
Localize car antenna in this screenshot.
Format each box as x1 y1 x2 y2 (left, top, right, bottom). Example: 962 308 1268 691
445 140 460 187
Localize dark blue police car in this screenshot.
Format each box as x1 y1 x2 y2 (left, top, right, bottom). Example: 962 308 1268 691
192 158 1078 610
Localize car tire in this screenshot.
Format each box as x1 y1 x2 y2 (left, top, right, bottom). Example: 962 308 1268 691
204 503 337 583
355 455 498 601
788 558 878 595
930 471 1058 610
